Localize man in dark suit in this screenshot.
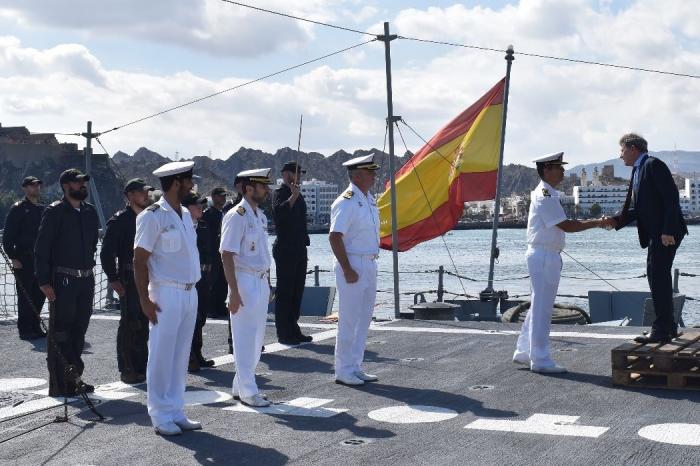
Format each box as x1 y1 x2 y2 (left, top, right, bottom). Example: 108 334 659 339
605 133 688 343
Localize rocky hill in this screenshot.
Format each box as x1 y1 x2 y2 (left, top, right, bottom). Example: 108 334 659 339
112 147 547 199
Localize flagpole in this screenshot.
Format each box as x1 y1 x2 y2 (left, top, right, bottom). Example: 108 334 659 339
379 22 401 319
483 45 515 297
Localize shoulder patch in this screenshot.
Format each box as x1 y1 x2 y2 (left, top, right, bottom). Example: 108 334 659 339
146 204 161 212
542 188 551 198
342 190 354 199
236 206 246 216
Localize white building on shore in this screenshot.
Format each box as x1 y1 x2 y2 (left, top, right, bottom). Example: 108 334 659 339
273 178 338 224
680 176 700 216
573 184 628 215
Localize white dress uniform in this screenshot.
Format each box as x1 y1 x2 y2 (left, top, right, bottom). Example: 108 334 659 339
331 155 380 381
219 174 271 400
514 154 568 369
134 163 201 429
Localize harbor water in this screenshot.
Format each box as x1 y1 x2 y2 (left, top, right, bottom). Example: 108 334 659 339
271 225 700 326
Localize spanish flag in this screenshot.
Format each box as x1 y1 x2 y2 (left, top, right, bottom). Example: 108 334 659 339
378 78 505 251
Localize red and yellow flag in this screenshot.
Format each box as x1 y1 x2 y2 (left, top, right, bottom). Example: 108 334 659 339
378 78 505 251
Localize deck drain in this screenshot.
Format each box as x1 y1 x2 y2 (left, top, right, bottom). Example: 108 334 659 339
368 340 387 345
468 385 495 391
341 438 372 446
401 357 424 362
557 348 577 352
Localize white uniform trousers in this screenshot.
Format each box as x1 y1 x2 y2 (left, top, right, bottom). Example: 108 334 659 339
515 247 562 365
229 271 270 398
146 285 197 427
334 254 377 379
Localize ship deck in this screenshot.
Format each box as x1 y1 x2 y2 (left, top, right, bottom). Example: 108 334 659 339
1 313 698 465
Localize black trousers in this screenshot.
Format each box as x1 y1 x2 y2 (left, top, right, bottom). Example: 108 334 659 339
209 258 228 317
191 271 209 359
47 272 94 396
273 250 308 340
647 239 679 336
15 259 46 335
116 277 149 375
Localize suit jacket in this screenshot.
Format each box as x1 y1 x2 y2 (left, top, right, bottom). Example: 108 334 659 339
614 155 688 248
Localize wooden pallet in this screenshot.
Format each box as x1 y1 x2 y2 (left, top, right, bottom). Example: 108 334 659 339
611 331 700 390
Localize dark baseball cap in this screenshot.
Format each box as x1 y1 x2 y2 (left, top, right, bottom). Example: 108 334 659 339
182 191 208 207
211 187 228 196
22 176 42 187
281 161 305 174
124 178 154 194
59 168 90 185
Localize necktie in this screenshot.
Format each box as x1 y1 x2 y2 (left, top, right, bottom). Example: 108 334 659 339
632 166 639 206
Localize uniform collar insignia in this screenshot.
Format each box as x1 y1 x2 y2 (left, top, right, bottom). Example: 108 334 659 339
236 205 246 216
342 190 354 199
542 188 551 197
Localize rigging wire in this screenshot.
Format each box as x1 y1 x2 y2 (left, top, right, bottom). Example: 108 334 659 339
218 0 377 37
398 36 700 80
100 39 376 135
394 121 471 300
222 0 700 80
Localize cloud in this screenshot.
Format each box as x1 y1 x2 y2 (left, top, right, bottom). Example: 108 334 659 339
0 0 359 57
1 1 699 168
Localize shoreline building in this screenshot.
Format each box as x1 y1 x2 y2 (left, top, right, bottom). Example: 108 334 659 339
273 178 338 225
573 184 628 216
680 176 700 216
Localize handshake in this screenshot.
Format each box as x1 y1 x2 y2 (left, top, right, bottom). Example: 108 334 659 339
597 216 617 230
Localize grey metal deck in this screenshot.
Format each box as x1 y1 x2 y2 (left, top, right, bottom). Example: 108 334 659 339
1 314 698 465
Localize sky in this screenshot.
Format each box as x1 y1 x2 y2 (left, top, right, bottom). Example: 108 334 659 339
0 0 698 166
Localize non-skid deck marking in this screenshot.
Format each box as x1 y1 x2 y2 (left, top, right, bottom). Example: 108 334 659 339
368 405 458 424
638 424 700 446
88 314 640 340
464 414 609 438
370 325 639 340
224 397 348 418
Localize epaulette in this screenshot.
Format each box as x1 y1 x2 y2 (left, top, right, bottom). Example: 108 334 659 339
342 190 354 199
13 201 22 207
236 206 246 216
146 204 161 212
542 188 551 198
50 200 62 207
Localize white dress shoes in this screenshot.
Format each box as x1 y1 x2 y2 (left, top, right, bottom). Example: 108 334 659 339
233 387 268 401
335 374 365 386
531 362 567 374
174 418 202 431
353 370 378 382
240 393 271 407
154 421 182 436
512 352 531 366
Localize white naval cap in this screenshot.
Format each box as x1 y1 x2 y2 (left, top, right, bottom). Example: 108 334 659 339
152 161 196 178
342 153 380 170
533 152 567 165
236 168 273 184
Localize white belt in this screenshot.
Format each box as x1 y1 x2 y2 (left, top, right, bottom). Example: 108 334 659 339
151 280 196 291
348 253 379 260
235 267 269 280
528 244 562 253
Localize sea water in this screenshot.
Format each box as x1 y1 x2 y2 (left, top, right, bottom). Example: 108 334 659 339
272 225 700 326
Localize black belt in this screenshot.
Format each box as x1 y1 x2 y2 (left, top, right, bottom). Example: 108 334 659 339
55 266 93 278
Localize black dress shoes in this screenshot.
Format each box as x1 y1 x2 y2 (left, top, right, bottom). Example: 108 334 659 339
634 332 671 344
